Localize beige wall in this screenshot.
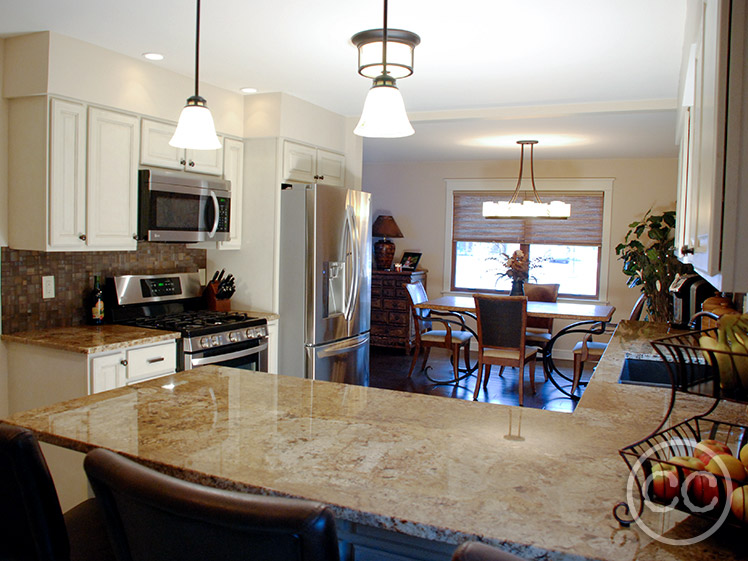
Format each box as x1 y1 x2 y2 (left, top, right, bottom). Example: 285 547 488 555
362 157 679 325
1 38 9 417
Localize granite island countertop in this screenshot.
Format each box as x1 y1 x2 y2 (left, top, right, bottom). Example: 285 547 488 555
4 321 746 560
2 324 180 353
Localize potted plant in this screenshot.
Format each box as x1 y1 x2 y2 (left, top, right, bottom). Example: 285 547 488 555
615 209 692 323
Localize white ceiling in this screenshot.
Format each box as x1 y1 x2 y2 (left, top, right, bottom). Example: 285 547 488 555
0 0 689 163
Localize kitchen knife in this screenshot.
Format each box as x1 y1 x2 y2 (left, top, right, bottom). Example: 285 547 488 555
211 270 219 283
216 269 225 283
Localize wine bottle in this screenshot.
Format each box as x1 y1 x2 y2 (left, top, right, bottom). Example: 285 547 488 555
89 275 104 325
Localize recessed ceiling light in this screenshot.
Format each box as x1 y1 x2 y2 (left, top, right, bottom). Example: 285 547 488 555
240 87 258 94
143 52 164 61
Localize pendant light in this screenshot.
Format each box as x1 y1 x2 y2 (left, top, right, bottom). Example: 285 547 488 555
353 0 419 138
482 141 571 219
169 0 221 150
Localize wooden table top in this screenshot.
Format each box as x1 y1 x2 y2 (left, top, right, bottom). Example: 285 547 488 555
416 295 616 322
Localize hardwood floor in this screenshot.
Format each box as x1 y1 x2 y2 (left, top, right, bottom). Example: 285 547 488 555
369 346 594 413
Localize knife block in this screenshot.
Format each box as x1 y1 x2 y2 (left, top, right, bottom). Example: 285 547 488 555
203 281 231 312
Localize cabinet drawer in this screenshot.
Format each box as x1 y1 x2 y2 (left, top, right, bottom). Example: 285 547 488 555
372 310 388 323
371 286 382 297
383 288 403 298
387 312 409 325
126 342 176 382
373 325 409 338
383 299 408 311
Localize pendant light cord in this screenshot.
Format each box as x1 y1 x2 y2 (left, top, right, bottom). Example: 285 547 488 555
194 0 201 97
382 0 388 76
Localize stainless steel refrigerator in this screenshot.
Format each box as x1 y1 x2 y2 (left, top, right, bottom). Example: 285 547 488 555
278 183 371 385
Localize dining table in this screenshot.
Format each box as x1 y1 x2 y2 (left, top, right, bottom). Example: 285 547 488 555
414 295 616 398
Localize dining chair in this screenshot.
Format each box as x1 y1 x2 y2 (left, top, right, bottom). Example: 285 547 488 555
523 282 560 379
472 295 537 405
0 422 115 561
404 282 473 381
83 447 340 561
452 541 525 561
571 293 646 393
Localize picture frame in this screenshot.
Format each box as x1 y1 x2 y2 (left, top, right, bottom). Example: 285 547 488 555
399 251 422 270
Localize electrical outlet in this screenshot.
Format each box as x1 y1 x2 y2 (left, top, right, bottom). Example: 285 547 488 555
199 268 207 286
42 275 55 299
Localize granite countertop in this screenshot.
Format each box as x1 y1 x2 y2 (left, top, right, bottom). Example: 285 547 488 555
1 325 180 354
235 309 280 322
4 320 747 560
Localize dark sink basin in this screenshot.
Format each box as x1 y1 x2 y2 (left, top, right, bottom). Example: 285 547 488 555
618 357 713 392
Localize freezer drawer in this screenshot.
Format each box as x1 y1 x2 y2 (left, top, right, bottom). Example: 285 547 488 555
306 333 369 386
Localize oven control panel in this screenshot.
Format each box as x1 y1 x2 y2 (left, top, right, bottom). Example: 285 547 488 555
140 277 182 297
187 325 268 352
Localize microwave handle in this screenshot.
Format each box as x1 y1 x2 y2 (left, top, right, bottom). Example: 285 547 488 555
208 190 219 238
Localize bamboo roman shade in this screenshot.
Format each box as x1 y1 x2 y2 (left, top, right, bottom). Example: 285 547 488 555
453 191 604 245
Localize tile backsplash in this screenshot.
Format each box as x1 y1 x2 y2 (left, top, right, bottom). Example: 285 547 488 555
1 243 206 333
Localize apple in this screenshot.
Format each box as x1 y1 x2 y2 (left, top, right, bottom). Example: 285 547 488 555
649 461 680 501
669 455 706 475
688 472 734 510
705 454 748 482
694 439 732 465
730 486 748 523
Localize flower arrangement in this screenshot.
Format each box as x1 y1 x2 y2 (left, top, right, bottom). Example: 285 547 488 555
500 249 531 282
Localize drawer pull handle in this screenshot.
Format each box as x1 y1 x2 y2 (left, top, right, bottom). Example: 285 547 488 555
120 359 128 366
147 357 165 364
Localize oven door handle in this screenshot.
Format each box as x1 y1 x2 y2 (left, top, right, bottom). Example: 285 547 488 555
208 190 220 238
188 341 268 368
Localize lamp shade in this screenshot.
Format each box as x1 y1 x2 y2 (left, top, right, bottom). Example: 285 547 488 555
372 215 404 239
354 77 414 138
170 97 222 150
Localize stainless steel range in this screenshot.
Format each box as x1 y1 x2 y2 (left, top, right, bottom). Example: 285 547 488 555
106 273 268 372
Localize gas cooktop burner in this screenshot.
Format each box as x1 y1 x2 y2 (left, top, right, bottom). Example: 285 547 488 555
133 311 255 332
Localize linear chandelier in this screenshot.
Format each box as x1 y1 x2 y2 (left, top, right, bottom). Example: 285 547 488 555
170 0 221 150
352 0 419 138
483 141 571 219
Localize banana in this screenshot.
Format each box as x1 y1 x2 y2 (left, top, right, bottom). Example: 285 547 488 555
721 319 748 394
700 333 738 391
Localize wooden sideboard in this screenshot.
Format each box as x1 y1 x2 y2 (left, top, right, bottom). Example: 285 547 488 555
371 269 427 350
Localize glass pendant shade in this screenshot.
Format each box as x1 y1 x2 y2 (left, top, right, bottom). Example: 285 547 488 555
170 97 222 150
354 78 414 138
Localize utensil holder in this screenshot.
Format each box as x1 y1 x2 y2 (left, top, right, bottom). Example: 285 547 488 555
203 281 230 312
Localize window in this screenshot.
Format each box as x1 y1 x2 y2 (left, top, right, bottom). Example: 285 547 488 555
446 180 612 300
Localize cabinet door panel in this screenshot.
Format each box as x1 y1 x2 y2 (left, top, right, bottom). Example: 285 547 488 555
91 352 126 394
186 141 224 175
316 149 345 187
87 108 139 250
282 141 317 182
49 99 87 249
218 138 244 249
140 119 183 170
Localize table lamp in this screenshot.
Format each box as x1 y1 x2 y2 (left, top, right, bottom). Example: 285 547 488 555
372 215 403 270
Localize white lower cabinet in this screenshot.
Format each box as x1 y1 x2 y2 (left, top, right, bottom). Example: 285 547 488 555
266 318 278 374
90 341 177 392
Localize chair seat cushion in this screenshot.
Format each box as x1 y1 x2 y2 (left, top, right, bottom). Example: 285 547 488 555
64 498 116 561
525 330 552 344
572 340 607 356
482 346 537 361
422 330 473 344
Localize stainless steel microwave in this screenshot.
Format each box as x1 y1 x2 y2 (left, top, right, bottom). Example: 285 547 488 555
138 168 231 243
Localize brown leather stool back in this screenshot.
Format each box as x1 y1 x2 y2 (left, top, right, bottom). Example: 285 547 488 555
84 448 340 561
0 423 70 561
452 541 525 561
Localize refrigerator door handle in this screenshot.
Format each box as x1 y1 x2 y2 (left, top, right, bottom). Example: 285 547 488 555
343 205 360 321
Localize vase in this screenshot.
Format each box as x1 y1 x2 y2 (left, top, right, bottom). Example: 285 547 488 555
510 278 525 296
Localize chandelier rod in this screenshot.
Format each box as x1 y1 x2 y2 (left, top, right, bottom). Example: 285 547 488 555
508 140 543 204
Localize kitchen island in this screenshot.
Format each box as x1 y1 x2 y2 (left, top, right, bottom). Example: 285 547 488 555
3 321 746 561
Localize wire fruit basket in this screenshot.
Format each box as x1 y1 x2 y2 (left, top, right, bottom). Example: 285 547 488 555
613 328 748 528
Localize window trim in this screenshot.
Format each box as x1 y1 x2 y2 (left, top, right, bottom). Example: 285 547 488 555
443 178 615 303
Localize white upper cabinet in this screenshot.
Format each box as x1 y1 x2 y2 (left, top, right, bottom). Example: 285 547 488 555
8 97 140 252
48 99 87 248
86 107 139 250
218 137 244 250
282 140 345 187
676 0 748 292
140 118 224 175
